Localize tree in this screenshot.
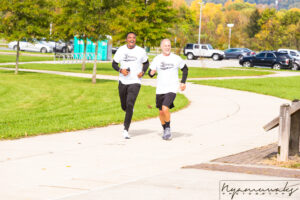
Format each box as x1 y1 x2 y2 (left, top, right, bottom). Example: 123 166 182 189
246 8 261 38
0 0 53 74
54 0 119 72
110 0 177 48
54 0 119 82
255 17 284 50
171 3 197 53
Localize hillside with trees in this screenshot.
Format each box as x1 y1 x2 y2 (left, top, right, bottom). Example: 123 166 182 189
1 0 299 57
185 0 300 10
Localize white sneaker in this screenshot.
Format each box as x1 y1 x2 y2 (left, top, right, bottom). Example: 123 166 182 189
123 130 130 139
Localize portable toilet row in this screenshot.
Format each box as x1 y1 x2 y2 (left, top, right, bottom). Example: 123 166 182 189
73 36 112 61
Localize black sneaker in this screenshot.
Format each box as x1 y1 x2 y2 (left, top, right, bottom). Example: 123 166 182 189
162 127 171 140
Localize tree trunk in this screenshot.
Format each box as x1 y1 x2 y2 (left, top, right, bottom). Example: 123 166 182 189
92 42 98 84
81 38 86 71
15 41 20 75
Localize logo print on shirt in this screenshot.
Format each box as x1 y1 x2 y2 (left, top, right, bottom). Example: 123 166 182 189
123 54 137 62
160 62 174 70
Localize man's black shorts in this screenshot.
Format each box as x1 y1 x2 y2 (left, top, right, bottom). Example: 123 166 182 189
156 92 176 110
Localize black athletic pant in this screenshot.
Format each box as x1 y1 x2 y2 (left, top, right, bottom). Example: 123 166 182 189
118 81 141 131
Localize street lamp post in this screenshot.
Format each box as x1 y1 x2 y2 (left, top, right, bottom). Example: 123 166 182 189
198 2 204 44
227 23 234 49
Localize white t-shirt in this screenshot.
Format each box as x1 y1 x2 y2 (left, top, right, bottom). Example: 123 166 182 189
113 45 148 85
150 53 185 94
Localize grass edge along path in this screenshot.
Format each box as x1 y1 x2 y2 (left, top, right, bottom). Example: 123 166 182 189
191 76 300 101
0 70 189 139
0 54 53 63
0 63 274 78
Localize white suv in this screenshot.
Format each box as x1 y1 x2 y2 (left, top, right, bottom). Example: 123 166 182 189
278 49 300 59
183 43 224 61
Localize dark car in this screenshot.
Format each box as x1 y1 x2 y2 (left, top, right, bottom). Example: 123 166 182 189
112 47 119 54
224 48 256 59
291 58 300 70
239 51 293 70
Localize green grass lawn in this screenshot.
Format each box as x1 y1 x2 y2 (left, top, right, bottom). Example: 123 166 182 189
0 54 53 63
0 70 188 139
191 76 300 100
1 63 274 78
182 67 273 78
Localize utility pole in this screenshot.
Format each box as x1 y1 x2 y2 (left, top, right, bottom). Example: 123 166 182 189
198 2 204 44
227 24 234 49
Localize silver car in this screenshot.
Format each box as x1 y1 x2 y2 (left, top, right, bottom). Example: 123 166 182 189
8 39 53 53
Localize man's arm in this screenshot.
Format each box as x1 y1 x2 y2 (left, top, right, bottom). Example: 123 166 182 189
148 69 156 78
180 65 188 83
142 60 149 73
112 60 121 72
180 65 188 91
112 60 128 76
138 60 149 78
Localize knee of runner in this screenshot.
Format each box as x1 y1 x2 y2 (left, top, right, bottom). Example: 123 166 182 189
162 106 169 114
159 110 164 115
126 102 134 110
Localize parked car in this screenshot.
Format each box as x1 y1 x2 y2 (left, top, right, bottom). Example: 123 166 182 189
239 51 293 69
40 39 73 53
183 43 224 60
278 49 300 59
291 58 300 70
8 39 52 53
224 48 256 59
112 47 119 54
278 49 300 70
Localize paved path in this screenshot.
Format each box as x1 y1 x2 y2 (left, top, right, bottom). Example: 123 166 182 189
0 67 300 200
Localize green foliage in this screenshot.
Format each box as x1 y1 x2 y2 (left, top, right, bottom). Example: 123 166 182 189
172 3 197 52
0 0 53 42
53 0 113 42
281 10 300 26
109 0 177 47
246 9 261 38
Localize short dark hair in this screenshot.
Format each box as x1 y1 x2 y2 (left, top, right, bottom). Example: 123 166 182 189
126 32 136 38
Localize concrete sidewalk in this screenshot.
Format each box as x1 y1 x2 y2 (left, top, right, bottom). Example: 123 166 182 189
0 68 299 200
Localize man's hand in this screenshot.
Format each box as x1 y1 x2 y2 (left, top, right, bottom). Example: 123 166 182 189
120 69 129 76
150 70 156 76
180 83 186 91
137 71 144 78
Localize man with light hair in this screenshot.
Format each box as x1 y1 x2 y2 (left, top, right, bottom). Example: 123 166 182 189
148 39 188 140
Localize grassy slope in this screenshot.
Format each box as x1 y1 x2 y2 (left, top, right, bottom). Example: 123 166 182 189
0 70 188 139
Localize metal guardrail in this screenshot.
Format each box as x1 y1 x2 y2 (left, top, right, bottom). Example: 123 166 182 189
54 53 103 64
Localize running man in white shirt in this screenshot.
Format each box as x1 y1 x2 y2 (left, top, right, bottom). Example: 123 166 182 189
148 39 188 140
112 32 149 139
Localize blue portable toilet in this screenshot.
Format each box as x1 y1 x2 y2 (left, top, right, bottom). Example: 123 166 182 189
73 37 108 61
97 40 108 61
73 36 85 59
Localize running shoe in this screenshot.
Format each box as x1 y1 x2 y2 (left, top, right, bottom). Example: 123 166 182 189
162 127 171 140
123 130 130 139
